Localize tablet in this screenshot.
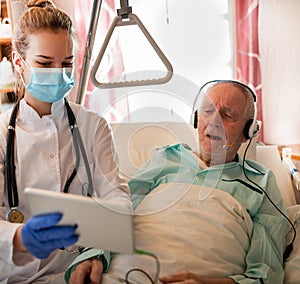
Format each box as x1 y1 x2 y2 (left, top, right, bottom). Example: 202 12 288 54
24 187 135 254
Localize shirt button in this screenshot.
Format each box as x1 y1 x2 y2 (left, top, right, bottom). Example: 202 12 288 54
47 122 51 126
50 154 55 158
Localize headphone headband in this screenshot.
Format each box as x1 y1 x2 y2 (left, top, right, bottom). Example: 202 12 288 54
192 80 259 139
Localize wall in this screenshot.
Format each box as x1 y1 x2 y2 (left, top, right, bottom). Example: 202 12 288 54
259 0 300 145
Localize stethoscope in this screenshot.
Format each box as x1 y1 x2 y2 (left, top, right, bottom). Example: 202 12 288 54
6 98 93 223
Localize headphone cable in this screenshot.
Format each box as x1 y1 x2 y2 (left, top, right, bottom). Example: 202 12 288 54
124 248 160 284
242 139 296 261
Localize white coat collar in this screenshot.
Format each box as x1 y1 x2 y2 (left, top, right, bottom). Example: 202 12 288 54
19 98 65 120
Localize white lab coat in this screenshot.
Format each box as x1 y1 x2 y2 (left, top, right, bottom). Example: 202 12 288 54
0 99 130 283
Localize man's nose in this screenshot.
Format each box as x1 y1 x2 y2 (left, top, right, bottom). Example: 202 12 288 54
208 111 222 127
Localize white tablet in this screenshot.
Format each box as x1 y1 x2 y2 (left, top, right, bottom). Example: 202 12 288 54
24 187 135 254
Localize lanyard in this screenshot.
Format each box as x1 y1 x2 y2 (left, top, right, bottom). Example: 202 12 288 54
5 99 93 223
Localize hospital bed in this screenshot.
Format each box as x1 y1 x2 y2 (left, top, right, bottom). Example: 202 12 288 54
109 121 300 284
4 0 299 281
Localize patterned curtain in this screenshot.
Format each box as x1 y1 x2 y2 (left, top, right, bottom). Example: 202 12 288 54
97 0 127 122
72 0 94 105
235 0 263 140
72 0 128 122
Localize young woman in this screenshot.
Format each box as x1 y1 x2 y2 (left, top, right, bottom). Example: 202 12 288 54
0 1 130 283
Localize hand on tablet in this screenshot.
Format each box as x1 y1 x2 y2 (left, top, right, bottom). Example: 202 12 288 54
22 212 78 258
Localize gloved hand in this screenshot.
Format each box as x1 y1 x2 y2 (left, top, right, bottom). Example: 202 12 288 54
22 212 78 259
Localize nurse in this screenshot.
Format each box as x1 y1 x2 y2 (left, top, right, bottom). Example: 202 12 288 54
0 0 130 283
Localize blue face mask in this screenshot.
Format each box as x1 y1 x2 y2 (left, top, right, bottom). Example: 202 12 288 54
24 67 75 103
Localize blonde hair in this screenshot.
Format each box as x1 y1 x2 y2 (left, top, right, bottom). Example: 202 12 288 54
11 0 75 101
13 0 74 57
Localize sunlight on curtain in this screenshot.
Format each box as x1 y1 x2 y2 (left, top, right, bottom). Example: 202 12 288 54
71 0 94 104
235 0 263 140
92 0 128 121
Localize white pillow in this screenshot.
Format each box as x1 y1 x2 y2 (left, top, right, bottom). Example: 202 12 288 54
256 145 296 207
110 122 258 181
110 122 197 180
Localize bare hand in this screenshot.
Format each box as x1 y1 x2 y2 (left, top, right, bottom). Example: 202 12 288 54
69 257 103 284
159 271 235 284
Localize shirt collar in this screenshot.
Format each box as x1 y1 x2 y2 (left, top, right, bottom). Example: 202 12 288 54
194 152 263 175
19 98 65 120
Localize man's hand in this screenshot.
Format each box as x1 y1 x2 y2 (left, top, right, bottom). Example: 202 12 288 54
159 271 235 284
69 257 103 284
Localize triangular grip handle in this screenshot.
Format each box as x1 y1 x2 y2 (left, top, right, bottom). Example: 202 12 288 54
90 13 173 89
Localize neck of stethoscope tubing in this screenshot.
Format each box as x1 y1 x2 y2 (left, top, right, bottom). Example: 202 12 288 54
64 99 93 196
6 99 94 214
72 125 94 196
63 131 80 193
6 103 19 208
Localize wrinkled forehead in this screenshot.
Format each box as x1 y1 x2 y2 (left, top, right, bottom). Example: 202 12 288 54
202 83 248 109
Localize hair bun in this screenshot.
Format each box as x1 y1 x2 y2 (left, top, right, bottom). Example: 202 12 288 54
26 0 55 8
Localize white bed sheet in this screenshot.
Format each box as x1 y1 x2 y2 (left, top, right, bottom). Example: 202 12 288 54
100 184 300 283
102 183 253 283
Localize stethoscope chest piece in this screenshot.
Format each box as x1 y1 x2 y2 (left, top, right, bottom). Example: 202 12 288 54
8 208 24 223
5 99 93 223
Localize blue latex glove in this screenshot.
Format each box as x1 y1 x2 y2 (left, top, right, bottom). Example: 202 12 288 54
22 212 78 259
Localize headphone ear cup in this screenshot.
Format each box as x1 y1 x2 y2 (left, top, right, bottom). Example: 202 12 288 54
244 119 253 139
244 119 259 139
246 100 258 139
193 110 198 129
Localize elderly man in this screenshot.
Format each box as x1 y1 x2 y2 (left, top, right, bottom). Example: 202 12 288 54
70 80 288 284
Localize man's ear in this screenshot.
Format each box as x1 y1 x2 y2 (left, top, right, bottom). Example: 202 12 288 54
241 136 248 144
11 51 24 74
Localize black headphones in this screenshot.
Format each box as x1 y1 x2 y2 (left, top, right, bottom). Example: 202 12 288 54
192 80 259 139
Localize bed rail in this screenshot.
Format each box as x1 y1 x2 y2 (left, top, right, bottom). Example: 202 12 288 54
282 148 300 191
